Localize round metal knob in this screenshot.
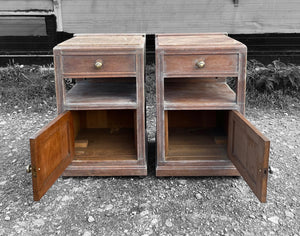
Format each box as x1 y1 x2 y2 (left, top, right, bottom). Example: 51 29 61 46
95 61 103 69
196 61 205 68
26 164 32 173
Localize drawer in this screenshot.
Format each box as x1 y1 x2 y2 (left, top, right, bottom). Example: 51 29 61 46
62 54 136 76
164 54 238 75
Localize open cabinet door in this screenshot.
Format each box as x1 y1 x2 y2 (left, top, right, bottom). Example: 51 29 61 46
30 111 74 201
228 111 270 202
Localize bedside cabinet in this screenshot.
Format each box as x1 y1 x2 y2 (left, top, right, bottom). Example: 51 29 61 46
28 34 147 201
155 33 270 202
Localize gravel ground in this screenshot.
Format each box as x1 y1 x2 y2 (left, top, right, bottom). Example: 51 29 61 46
0 65 299 235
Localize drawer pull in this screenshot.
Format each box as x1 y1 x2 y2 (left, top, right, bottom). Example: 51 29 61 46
94 61 103 69
196 61 205 69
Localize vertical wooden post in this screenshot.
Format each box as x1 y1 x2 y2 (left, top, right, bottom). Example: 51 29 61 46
164 110 169 156
237 49 247 115
136 41 146 165
53 49 64 114
53 0 63 31
156 42 165 166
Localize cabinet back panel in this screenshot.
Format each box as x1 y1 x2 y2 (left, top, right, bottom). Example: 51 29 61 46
72 110 134 129
168 110 216 128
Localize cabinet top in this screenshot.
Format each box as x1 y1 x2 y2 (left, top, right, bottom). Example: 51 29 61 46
156 33 246 51
55 34 145 49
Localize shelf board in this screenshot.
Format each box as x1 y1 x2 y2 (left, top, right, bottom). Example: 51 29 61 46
73 128 137 161
65 80 137 110
164 80 238 110
166 128 228 161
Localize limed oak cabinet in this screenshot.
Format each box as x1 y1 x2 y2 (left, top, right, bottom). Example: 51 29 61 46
28 34 147 201
155 33 270 202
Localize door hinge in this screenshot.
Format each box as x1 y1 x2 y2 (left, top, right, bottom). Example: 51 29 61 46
26 164 39 177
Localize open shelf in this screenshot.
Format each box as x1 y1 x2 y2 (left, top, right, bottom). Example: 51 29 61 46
164 79 237 110
65 79 136 110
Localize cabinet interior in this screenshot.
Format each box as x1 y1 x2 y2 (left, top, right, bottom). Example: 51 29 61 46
165 110 230 161
72 110 137 161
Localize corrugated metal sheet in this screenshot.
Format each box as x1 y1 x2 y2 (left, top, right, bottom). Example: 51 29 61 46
1 1 300 36
61 0 300 34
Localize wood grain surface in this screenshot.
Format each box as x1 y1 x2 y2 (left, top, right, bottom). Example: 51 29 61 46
74 128 136 160
62 54 136 76
164 54 238 75
58 34 145 47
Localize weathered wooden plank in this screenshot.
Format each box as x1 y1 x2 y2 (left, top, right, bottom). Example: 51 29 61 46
61 0 300 34
0 17 46 36
0 0 53 11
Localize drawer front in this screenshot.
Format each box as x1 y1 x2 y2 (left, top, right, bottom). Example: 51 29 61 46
62 54 136 75
164 54 238 75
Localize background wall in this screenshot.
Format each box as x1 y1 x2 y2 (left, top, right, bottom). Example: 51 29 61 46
61 0 300 34
1 0 300 64
0 0 52 36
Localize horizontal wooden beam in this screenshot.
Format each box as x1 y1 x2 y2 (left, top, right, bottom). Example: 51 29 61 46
0 11 54 16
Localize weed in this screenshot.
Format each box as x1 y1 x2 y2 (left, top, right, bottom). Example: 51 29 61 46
247 59 300 93
227 59 300 109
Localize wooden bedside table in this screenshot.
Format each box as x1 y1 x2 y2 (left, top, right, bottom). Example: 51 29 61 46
28 34 147 201
155 33 270 202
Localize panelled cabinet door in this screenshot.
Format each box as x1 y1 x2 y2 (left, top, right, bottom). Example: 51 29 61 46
30 111 74 201
228 110 270 202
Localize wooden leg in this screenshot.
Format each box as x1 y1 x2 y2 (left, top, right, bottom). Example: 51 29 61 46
165 110 169 156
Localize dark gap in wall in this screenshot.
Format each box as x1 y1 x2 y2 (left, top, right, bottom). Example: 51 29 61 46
1 30 300 65
230 33 300 64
